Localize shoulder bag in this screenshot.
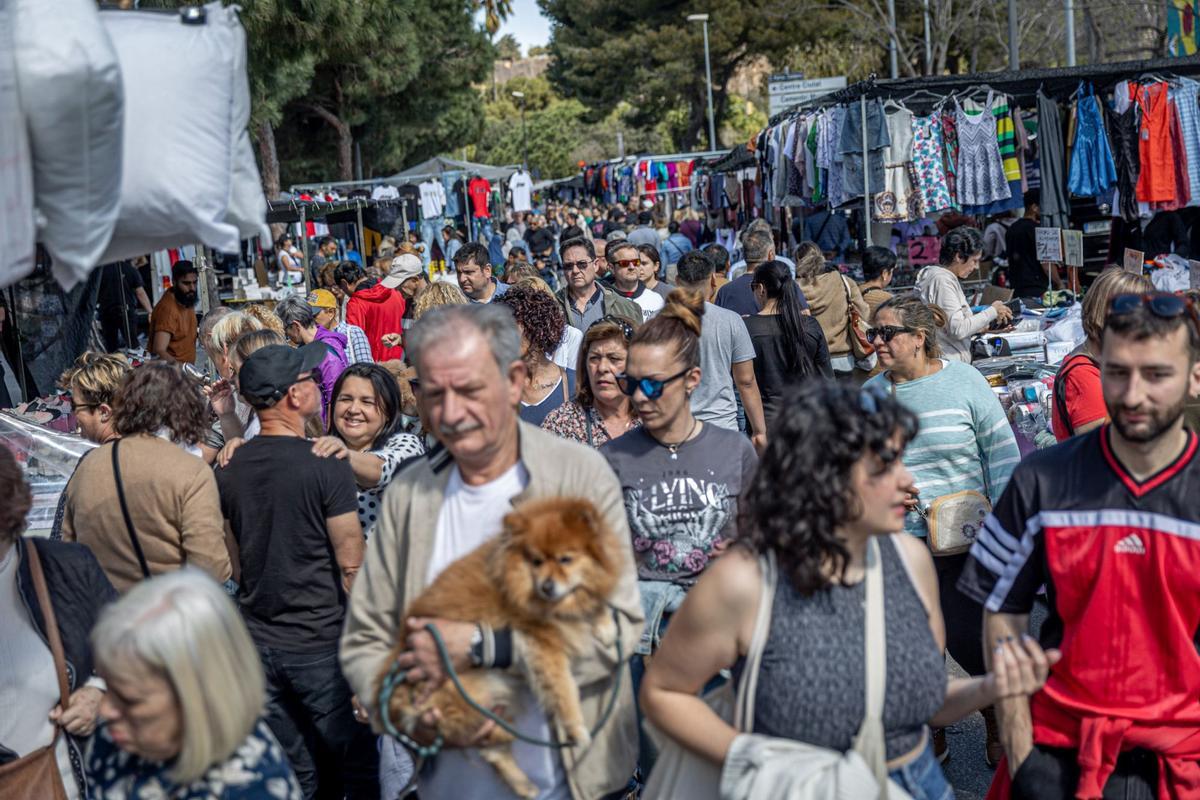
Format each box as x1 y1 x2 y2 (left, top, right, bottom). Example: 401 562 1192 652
715 538 915 800
111 439 152 579
840 274 876 366
0 542 72 800
921 490 991 555
640 550 778 800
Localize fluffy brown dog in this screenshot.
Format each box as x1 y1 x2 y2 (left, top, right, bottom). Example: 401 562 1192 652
376 497 622 799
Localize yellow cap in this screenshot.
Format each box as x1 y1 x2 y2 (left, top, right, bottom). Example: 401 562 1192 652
307 289 337 310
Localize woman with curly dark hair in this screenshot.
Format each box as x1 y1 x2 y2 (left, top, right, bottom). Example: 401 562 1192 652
496 284 576 425
640 381 1058 798
60 362 231 593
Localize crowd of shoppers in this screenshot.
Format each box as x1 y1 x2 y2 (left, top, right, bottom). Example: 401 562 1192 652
7 204 1200 800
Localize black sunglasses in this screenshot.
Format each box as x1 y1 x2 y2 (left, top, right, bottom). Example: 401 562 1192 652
865 325 916 344
589 315 635 340
616 368 689 399
563 259 592 273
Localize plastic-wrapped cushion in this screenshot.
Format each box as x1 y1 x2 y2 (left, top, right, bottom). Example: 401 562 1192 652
0 0 35 290
99 6 241 263
218 1 270 243
14 0 123 290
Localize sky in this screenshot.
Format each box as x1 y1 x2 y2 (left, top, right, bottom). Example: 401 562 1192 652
490 0 552 53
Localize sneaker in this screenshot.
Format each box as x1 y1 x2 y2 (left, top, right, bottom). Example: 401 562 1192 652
932 726 949 764
982 706 1004 768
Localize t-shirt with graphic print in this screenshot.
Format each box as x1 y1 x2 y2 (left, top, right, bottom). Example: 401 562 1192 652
601 423 758 584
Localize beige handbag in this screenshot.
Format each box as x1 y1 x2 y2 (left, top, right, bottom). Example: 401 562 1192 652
640 551 777 800
922 490 991 556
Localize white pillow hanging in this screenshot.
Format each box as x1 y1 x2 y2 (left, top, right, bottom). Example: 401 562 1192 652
13 0 123 290
217 1 270 244
0 0 35 291
99 4 242 263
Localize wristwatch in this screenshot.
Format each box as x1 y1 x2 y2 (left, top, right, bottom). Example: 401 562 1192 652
468 624 484 668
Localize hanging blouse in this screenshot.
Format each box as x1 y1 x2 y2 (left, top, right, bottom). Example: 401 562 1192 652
1135 82 1176 204
911 113 954 213
1067 85 1118 199
873 104 920 223
954 91 1011 207
1170 78 1200 206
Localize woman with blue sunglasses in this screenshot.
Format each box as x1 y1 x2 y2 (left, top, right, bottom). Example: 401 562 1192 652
601 289 759 773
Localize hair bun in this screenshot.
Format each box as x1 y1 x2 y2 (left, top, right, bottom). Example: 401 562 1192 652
662 287 705 334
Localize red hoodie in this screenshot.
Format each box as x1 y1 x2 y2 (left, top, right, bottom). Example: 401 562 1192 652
345 282 405 362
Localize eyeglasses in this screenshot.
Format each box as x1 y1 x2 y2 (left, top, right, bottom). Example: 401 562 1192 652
615 259 641 269
589 315 635 340
70 401 98 414
865 325 916 344
563 260 592 273
616 368 689 399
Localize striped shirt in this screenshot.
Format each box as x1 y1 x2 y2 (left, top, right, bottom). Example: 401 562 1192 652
865 360 1021 537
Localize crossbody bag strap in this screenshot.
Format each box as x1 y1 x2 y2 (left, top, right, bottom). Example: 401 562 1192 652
1053 354 1097 437
734 549 777 732
111 440 152 579
25 541 71 726
851 536 891 797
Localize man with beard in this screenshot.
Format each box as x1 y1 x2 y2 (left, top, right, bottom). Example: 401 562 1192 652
150 260 200 364
958 292 1200 800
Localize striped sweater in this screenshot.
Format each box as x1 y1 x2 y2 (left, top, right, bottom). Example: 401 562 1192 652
865 360 1021 538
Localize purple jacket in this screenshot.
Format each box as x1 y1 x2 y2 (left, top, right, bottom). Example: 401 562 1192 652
313 325 349 423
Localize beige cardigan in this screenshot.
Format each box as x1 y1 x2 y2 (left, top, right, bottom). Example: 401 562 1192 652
61 433 231 593
340 421 643 800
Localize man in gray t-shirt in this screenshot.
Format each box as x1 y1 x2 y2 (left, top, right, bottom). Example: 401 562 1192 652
673 251 768 451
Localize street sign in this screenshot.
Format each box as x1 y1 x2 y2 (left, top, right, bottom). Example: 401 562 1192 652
768 74 848 117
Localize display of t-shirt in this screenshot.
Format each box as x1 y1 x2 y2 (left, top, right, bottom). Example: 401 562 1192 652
691 302 756 430
418 179 447 220
509 171 533 212
215 436 359 652
422 462 570 800
371 185 399 200
601 424 757 583
468 177 491 218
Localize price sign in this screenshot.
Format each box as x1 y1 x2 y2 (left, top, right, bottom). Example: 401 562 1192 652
1190 260 1200 290
1062 229 1084 267
1035 228 1063 262
907 236 941 266
1124 248 1145 274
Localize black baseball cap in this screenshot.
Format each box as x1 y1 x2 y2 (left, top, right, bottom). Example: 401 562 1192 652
238 343 329 408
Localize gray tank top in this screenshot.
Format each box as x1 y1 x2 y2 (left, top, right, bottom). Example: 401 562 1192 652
740 536 946 759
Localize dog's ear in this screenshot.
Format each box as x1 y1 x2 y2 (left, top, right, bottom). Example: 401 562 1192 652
570 499 601 531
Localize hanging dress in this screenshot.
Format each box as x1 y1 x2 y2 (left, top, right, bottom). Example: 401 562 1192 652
954 92 1011 207
1105 83 1142 223
940 108 960 207
911 113 954 213
1037 91 1072 230
874 104 920 223
1171 78 1200 206
1136 81 1176 204
1067 84 1119 199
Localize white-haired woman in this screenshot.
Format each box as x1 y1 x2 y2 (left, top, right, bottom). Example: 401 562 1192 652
86 570 301 799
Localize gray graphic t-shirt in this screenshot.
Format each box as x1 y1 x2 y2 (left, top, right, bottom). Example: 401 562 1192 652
602 424 758 583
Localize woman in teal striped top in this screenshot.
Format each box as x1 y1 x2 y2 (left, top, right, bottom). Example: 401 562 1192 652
864 293 1021 767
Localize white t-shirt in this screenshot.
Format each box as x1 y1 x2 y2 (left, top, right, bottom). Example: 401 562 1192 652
422 462 570 800
624 284 664 322
551 325 583 370
509 172 533 212
419 180 447 220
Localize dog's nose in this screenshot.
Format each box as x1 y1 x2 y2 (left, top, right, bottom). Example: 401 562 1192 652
540 579 556 598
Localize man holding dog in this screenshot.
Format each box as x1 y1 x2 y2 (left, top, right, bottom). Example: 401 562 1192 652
340 303 644 800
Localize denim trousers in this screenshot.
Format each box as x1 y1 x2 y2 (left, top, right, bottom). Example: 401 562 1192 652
257 643 380 800
420 218 443 267
889 739 955 800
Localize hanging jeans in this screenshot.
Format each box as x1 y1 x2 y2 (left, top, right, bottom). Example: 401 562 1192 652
420 217 443 267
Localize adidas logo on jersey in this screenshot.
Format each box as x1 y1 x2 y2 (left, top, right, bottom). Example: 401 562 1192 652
1114 533 1145 555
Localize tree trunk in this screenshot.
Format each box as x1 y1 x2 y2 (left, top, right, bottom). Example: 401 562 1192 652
307 104 354 181
256 118 281 199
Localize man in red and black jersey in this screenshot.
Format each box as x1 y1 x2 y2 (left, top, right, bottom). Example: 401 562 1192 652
958 293 1200 800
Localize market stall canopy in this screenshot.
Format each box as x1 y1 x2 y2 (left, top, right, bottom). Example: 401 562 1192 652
385 156 518 184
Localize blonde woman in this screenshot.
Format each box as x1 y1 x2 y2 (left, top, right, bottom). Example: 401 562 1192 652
1051 267 1153 441
201 311 266 460
87 570 302 799
411 281 469 320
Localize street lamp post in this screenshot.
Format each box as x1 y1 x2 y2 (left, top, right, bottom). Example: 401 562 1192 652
511 90 528 172
687 13 717 151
